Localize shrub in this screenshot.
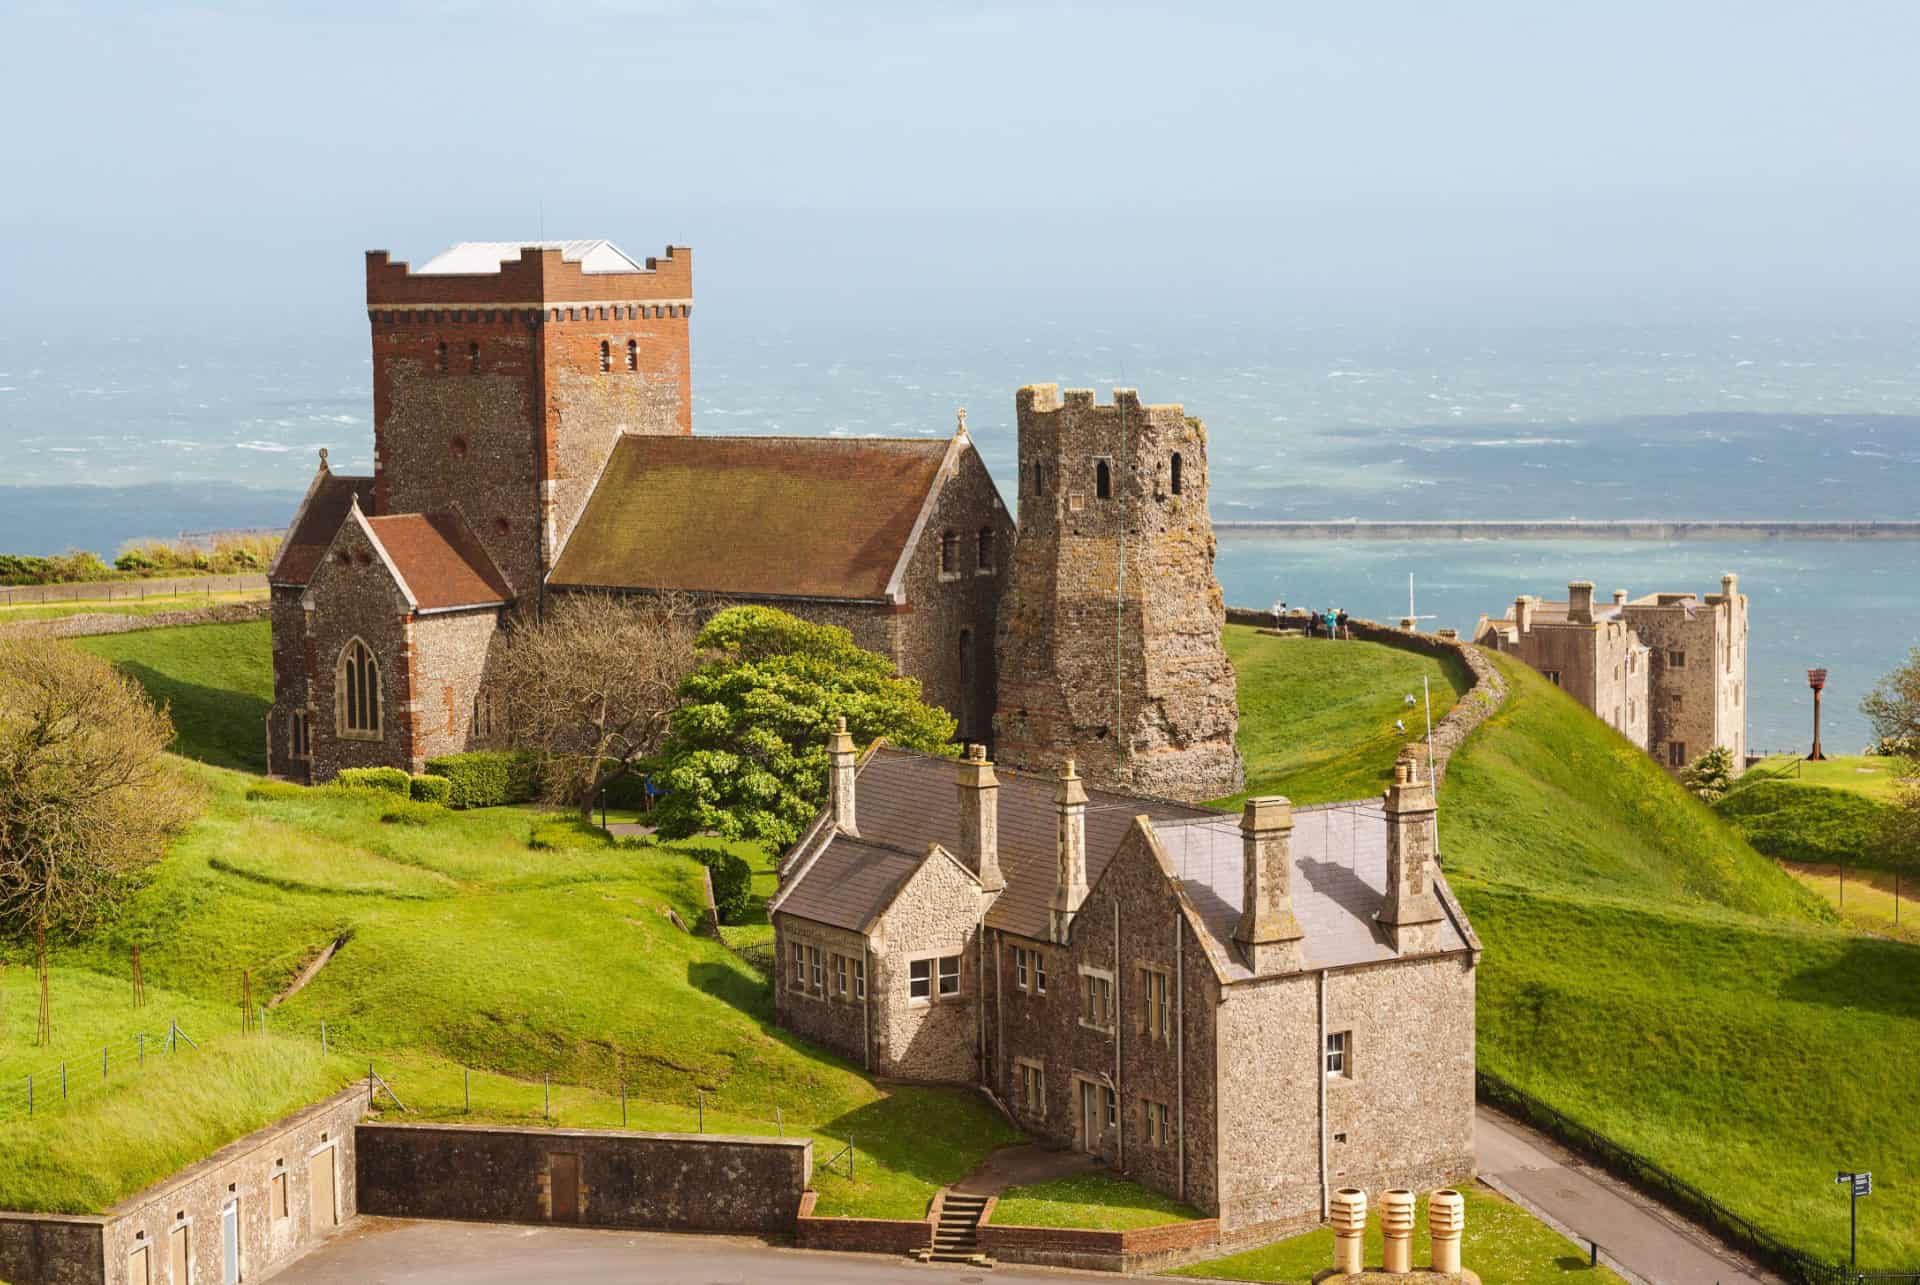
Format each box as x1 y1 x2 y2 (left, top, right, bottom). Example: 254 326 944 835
45 549 115 583
380 800 443 826
1679 746 1737 804
0 554 54 585
423 749 540 809
244 780 311 804
334 766 411 796
408 774 453 806
675 842 754 925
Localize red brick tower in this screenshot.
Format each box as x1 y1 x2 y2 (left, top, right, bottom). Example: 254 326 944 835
364 241 693 598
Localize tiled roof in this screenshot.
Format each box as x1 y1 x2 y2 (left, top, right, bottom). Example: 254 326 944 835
773 837 925 932
548 435 951 602
272 472 375 586
1153 804 1470 980
364 513 513 611
414 240 646 275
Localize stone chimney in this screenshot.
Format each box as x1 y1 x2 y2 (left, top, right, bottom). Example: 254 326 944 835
826 717 858 836
1613 588 1628 607
1380 752 1444 952
1049 760 1089 944
1233 796 1304 974
956 744 1004 892
1721 571 1739 600
1568 580 1595 625
1513 595 1534 634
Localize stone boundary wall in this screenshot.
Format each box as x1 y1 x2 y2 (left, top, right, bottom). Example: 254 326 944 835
356 1123 809 1236
0 1212 110 1285
0 599 271 640
0 573 269 608
976 1194 1224 1272
1224 608 1507 791
792 1190 933 1254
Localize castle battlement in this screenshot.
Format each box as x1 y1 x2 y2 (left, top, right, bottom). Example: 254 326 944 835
366 244 692 309
1019 384 1185 425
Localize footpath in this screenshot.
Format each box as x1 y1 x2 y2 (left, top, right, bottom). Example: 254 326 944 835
1476 1108 1776 1285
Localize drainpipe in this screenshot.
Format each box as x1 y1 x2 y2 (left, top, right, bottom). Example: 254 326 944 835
977 912 987 1087
1114 898 1123 1172
1175 914 1186 1203
862 942 872 1073
1317 968 1329 1220
994 929 1005 1096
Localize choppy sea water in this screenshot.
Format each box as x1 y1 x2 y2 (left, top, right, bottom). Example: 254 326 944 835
1 312 1914 750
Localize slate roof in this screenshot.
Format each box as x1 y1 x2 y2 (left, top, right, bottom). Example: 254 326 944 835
548 435 953 602
414 240 647 276
774 748 1474 981
363 513 513 612
271 471 375 587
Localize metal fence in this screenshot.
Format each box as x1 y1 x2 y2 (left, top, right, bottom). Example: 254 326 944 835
0 573 268 608
1478 1070 1919 1285
3 1021 199 1122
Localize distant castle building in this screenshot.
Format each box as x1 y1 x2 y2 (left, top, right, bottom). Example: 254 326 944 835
1474 576 1749 772
994 386 1244 802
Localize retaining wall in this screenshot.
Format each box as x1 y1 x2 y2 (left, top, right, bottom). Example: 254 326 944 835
976 1195 1223 1272
792 1190 933 1254
356 1123 810 1235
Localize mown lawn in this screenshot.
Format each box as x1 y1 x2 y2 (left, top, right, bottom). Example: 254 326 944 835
75 619 272 772
988 1172 1199 1230
1165 1184 1620 1283
0 590 266 623
1716 778 1911 872
1741 753 1907 801
1216 626 1470 808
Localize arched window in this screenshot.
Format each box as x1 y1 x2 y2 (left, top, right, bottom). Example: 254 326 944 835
940 530 959 574
435 341 448 373
1170 452 1183 495
338 639 381 738
626 339 638 372
1095 459 1112 500
977 526 993 573
599 341 611 373
468 341 480 374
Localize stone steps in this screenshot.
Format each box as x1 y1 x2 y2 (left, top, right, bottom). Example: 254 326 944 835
922 1192 992 1266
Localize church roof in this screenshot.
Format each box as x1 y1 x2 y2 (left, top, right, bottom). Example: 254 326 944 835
363 513 513 612
270 467 375 587
413 240 647 276
548 435 954 602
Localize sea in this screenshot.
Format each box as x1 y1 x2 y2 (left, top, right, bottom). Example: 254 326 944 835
2 310 1916 753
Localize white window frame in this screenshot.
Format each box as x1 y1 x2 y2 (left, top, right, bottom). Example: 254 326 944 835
909 957 932 1004
1103 1084 1118 1129
1079 967 1115 1032
1013 947 1030 991
1139 965 1170 1042
808 945 824 993
1035 951 1047 994
833 953 849 997
789 941 806 992
1326 1030 1350 1078
852 956 866 1000
937 954 961 997
1014 1057 1045 1115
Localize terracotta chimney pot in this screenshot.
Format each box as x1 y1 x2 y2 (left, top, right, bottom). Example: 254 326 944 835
1328 1187 1367 1276
1380 1189 1417 1274
1429 1188 1465 1273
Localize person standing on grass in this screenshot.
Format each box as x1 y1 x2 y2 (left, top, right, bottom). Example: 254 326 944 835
1325 607 1338 639
1337 608 1350 640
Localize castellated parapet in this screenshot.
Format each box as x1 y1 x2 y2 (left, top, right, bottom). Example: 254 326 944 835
993 385 1244 802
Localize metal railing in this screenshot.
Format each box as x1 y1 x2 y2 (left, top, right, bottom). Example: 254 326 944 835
1478 1070 1918 1285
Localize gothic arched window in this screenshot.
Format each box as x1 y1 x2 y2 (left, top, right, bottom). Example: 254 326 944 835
338 639 382 738
1095 459 1112 500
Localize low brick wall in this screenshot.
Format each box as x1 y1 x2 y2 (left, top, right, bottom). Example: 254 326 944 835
1224 607 1508 790
976 1200 1222 1273
356 1123 809 1236
0 600 270 639
792 1190 932 1254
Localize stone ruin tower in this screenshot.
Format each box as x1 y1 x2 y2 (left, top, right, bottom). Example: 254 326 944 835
993 385 1244 802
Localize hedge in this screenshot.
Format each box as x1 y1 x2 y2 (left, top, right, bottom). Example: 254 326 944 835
409 774 453 806
675 843 754 925
334 766 411 796
422 749 540 809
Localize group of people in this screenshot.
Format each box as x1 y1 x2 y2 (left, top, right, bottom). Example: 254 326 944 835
1271 601 1351 640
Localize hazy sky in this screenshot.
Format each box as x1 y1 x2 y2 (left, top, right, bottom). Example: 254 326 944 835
5 1 1919 325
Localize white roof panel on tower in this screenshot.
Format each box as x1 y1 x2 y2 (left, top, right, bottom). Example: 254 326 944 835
413 240 648 276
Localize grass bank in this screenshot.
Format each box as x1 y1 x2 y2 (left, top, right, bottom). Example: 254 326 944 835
75 619 272 772
0 590 266 624
988 1172 1199 1230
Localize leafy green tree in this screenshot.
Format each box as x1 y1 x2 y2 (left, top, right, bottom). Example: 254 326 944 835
1680 745 1737 804
1863 648 1920 869
651 607 957 847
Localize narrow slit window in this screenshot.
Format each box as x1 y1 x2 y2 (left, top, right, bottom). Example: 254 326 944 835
468 341 480 374
1170 452 1183 494
1095 459 1112 500
626 339 638 371
599 341 611 373
435 341 448 373
940 530 959 574
977 526 993 572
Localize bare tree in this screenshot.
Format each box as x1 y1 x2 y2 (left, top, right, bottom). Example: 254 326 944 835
498 593 706 819
0 639 198 1044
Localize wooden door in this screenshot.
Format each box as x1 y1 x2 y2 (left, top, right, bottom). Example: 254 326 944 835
1079 1081 1098 1153
549 1153 580 1222
308 1147 337 1233
168 1226 189 1284
221 1202 239 1284
127 1244 150 1285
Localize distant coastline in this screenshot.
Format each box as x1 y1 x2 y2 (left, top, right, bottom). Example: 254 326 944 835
1216 520 1920 541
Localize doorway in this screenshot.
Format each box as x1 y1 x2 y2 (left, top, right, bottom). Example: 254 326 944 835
221 1201 239 1284
167 1225 188 1284
1079 1080 1100 1153
308 1147 337 1233
549 1153 581 1222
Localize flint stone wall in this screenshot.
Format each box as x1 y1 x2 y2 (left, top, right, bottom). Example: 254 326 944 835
355 1123 809 1235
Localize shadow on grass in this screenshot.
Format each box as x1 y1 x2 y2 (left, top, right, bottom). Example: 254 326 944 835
119 660 268 773
1779 937 1920 1019
686 960 775 1024
815 1087 1020 1190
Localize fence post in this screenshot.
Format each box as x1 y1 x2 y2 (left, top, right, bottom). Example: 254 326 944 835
776 1105 782 1137
368 1062 374 1107
103 1045 109 1080
320 1020 327 1058
698 1090 704 1133
464 1067 470 1114
543 1073 550 1120
138 1033 145 1066
620 1083 626 1128
1589 1241 1598 1267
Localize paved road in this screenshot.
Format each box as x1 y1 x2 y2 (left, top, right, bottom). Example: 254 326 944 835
276 1219 1098 1284
1476 1109 1775 1285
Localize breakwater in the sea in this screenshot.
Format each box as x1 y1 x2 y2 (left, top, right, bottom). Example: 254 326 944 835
1217 520 1920 541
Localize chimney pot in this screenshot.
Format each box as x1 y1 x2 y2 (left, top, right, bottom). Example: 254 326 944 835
1234 795 1304 974
1613 588 1628 605
1382 752 1443 949
1050 760 1089 942
956 744 1003 892
1568 580 1595 625
826 718 858 836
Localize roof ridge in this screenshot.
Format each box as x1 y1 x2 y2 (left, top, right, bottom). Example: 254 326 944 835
867 744 1220 816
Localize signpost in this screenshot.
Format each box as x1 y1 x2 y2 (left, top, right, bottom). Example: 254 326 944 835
1807 668 1830 761
1836 1170 1871 1270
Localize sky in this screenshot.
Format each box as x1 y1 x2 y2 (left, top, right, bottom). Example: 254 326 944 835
5 0 1920 329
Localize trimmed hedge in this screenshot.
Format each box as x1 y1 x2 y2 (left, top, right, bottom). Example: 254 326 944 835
335 766 411 796
675 843 754 925
380 801 444 827
422 749 539 809
409 774 453 806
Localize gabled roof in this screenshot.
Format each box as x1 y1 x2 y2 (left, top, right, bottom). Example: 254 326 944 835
548 435 956 602
414 240 647 276
362 513 513 612
270 463 375 587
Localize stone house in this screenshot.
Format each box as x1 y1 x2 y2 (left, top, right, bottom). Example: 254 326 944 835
267 240 1014 779
1474 575 1749 772
769 730 1478 1237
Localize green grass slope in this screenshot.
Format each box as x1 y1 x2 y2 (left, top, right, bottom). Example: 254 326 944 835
1218 626 1470 807
1743 753 1907 801
75 620 272 772
1715 779 1907 870
1442 656 1919 1266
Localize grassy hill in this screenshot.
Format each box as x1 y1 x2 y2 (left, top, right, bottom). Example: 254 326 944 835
76 619 272 773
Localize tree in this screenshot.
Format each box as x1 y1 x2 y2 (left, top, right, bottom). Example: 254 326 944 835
496 593 704 819
1680 745 1737 804
0 639 197 1044
651 606 958 847
1863 647 1920 760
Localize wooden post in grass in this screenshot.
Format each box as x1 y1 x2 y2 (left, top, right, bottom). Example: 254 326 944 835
776 1105 782 1137
138 1033 144 1066
131 945 145 1009
620 1083 626 1128
102 1045 108 1080
61 1062 66 1099
464 1068 470 1114
698 1091 704 1133
240 969 254 1033
544 1073 550 1119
